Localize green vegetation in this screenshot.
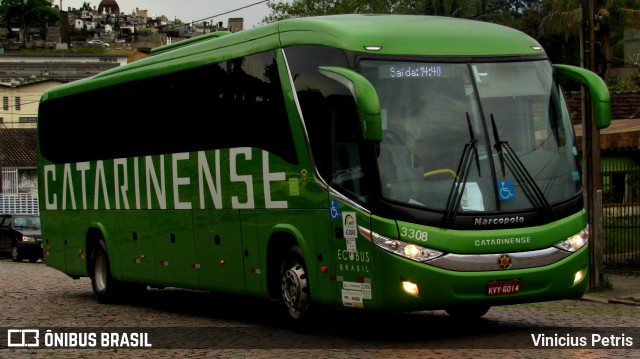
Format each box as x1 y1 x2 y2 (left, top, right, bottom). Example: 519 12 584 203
264 0 640 92
0 0 58 43
603 216 639 254
607 67 640 92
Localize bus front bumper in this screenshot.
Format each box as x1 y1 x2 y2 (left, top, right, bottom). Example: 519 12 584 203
368 245 589 312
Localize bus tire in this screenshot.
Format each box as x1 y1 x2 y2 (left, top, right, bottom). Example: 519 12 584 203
445 305 490 319
90 238 122 304
279 246 312 326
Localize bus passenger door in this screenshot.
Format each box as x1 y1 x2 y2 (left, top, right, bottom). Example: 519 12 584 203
193 210 246 294
330 200 373 309
327 95 375 309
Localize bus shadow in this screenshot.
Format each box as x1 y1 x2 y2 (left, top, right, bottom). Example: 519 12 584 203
111 286 538 349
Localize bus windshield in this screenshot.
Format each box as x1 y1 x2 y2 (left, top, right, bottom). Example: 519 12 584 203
361 59 581 214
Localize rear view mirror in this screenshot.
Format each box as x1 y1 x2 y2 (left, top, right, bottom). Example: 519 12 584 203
554 64 611 129
319 66 383 141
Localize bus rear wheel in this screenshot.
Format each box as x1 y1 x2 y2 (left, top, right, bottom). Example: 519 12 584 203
280 246 312 326
91 239 123 303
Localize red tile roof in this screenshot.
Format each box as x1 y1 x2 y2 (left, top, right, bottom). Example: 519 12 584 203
574 119 640 150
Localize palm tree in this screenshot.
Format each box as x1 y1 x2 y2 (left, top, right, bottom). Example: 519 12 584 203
540 0 640 76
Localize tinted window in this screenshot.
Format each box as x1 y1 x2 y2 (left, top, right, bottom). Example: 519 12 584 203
285 45 349 180
39 51 297 164
285 45 369 202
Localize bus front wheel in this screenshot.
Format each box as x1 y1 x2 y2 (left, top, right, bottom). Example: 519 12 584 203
279 246 312 326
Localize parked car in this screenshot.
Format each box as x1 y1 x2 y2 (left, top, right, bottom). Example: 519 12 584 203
0 214 43 263
87 39 110 48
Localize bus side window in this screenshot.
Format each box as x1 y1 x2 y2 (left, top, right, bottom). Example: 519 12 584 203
38 51 295 165
330 96 369 203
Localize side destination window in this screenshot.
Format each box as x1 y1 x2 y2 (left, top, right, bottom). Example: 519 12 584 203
39 51 297 164
285 45 369 202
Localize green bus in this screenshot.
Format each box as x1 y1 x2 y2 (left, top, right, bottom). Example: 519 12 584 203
37 14 611 325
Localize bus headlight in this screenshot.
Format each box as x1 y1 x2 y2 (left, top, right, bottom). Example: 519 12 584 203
554 226 589 252
371 232 443 262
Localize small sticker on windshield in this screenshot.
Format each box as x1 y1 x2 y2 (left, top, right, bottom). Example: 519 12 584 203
497 180 516 201
464 84 474 96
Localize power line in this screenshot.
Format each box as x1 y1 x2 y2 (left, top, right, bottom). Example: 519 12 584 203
171 0 269 28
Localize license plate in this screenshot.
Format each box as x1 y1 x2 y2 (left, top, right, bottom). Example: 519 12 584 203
487 279 521 296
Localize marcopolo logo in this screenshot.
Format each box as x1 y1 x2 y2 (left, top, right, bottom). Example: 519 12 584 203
474 215 525 226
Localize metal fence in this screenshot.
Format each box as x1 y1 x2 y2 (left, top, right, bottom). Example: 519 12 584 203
601 161 640 272
0 193 39 214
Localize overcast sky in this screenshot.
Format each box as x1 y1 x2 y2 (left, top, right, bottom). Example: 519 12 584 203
57 0 274 29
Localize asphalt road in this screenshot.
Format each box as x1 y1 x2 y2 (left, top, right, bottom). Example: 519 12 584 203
1 259 639 358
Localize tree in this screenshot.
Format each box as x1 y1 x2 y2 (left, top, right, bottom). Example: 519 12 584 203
263 0 472 23
261 0 640 75
0 0 59 44
540 0 640 72
263 0 539 24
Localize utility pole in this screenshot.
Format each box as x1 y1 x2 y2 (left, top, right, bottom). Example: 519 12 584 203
581 0 603 290
0 136 3 194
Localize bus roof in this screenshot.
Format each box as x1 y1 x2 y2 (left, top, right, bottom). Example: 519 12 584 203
41 15 545 101
277 14 543 56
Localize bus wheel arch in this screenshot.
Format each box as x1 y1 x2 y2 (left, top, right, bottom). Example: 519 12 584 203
266 232 299 299
85 228 104 278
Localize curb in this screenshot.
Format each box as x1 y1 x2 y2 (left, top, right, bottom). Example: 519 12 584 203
608 298 640 306
581 295 640 306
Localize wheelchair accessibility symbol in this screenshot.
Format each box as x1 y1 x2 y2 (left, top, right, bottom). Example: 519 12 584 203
497 180 516 201
330 200 340 220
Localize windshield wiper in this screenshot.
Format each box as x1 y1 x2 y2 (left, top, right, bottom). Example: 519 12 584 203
442 113 480 224
490 115 554 217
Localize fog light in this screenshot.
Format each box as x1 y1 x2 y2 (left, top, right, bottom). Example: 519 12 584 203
402 281 419 297
573 269 585 285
